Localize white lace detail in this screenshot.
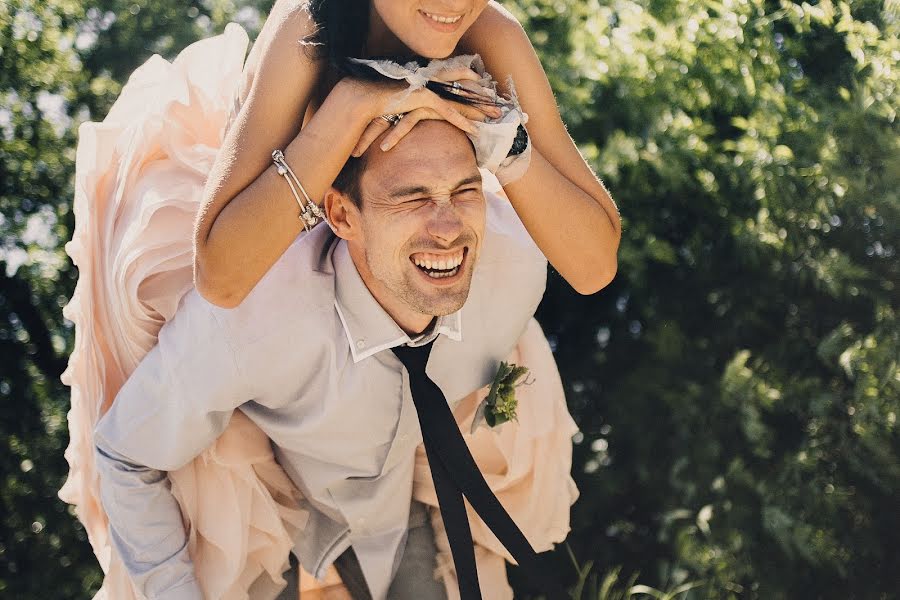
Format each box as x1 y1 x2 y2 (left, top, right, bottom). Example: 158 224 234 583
348 54 532 184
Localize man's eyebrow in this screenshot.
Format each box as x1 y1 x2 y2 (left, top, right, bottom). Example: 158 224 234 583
388 173 483 198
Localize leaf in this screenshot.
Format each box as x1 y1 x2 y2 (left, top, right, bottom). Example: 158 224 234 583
629 584 666 598
505 364 530 386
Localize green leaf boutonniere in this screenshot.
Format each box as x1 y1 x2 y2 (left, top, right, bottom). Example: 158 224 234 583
470 361 532 433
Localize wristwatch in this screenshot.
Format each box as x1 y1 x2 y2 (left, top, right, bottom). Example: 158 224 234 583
507 124 529 157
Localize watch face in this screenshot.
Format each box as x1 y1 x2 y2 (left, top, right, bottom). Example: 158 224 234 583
508 124 529 157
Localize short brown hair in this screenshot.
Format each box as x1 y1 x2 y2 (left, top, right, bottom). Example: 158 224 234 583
331 152 367 209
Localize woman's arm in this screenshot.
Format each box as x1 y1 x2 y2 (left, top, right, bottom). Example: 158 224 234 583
193 5 355 307
461 2 621 295
194 4 488 308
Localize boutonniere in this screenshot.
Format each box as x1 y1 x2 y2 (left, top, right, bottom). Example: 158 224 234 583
470 361 532 433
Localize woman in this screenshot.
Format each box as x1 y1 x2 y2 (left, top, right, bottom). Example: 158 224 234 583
61 1 614 598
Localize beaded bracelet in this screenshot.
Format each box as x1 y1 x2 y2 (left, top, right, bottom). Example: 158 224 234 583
271 149 326 232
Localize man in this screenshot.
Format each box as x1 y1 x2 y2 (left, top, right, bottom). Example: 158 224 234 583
94 120 551 600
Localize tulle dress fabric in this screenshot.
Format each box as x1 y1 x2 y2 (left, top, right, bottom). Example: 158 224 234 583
60 22 580 600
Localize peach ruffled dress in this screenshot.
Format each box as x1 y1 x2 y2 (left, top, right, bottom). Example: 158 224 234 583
60 22 580 600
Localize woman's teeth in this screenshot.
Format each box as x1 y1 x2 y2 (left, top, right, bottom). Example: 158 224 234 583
422 11 463 24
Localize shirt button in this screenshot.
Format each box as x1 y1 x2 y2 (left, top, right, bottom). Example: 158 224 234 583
399 434 409 442
356 517 366 526
356 339 365 349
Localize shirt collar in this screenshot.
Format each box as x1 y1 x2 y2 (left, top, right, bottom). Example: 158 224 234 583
332 239 462 363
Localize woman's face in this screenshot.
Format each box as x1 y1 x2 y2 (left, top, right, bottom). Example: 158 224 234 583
370 1 490 59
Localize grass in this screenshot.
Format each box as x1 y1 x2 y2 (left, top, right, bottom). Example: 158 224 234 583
528 543 707 600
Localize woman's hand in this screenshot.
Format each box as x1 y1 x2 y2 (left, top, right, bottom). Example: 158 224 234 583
344 65 503 157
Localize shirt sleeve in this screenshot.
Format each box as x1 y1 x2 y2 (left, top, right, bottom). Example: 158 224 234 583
93 290 251 598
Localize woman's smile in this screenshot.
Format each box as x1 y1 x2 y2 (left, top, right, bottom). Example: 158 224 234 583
418 9 467 33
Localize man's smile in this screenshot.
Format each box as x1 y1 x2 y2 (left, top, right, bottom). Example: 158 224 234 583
409 247 469 282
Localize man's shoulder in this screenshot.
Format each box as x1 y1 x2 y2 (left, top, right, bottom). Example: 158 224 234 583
207 226 339 347
480 187 546 267
462 188 547 337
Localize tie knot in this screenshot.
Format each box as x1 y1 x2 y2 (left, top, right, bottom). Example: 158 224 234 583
391 340 434 372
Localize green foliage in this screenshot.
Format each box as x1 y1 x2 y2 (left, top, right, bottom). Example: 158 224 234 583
565 543 706 600
1 0 897 598
506 0 898 597
0 1 268 596
484 361 531 425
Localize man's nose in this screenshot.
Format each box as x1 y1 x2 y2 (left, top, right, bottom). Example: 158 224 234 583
425 200 465 243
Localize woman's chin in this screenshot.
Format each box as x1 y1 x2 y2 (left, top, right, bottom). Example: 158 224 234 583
405 37 459 60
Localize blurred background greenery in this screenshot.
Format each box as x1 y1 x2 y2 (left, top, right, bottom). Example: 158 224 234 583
0 0 897 598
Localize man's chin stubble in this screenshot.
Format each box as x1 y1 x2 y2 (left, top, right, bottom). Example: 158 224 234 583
402 277 471 317
405 291 467 317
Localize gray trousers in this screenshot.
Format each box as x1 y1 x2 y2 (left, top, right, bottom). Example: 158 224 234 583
277 501 448 600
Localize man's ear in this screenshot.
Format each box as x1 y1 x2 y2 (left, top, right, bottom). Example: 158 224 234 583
324 187 359 241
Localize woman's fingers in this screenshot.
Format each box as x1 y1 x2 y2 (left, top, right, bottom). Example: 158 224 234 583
419 87 499 122
378 108 438 151
384 86 499 124
352 118 391 157
447 99 500 122
451 80 497 101
379 102 487 152
430 67 498 104
430 66 482 83
428 98 480 135
356 86 504 154
437 84 503 118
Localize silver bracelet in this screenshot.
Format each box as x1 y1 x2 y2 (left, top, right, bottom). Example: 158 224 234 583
271 149 327 232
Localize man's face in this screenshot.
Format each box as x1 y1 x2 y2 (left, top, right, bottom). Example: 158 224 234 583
347 121 486 318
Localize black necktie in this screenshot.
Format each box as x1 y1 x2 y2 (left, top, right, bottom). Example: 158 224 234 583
391 341 568 600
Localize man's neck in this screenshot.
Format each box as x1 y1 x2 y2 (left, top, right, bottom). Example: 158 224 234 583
408 317 439 344
347 244 434 336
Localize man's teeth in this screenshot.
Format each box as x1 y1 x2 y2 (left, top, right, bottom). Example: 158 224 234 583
422 11 462 24
412 252 464 270
425 266 459 279
412 251 464 279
